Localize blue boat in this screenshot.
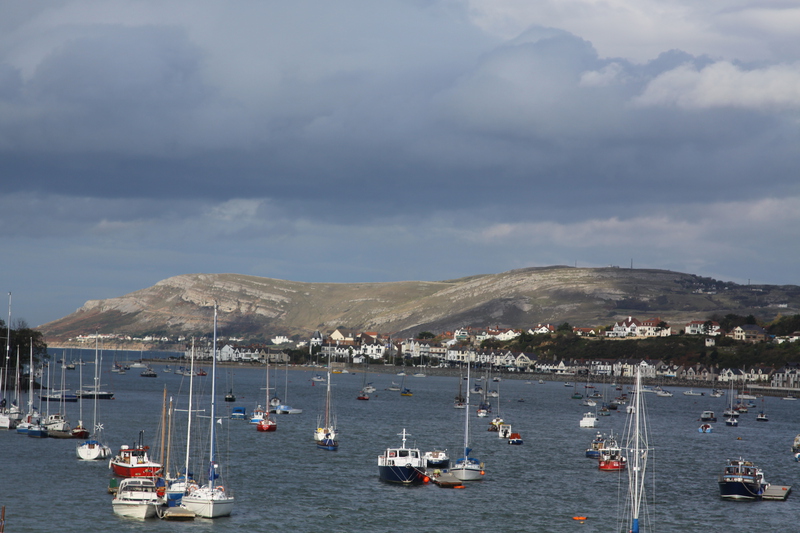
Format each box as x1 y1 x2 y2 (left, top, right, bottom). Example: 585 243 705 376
585 432 605 458
230 406 247 420
377 429 427 484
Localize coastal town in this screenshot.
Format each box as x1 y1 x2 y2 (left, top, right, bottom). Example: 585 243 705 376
68 314 800 391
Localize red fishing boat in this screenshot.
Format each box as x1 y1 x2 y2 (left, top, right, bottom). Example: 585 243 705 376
598 438 626 471
109 435 162 478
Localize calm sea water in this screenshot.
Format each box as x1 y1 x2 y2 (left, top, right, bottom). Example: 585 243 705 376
2 352 799 532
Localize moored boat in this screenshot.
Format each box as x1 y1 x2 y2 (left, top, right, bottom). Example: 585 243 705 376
700 410 717 422
718 459 764 500
181 305 235 518
585 432 606 459
698 423 713 433
507 432 523 445
109 434 162 478
377 428 428 484
423 449 450 468
580 411 598 428
111 477 164 519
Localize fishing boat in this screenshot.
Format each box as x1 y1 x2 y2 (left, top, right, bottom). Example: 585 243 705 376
314 357 338 450
507 432 523 445
423 449 450 468
377 428 428 484
450 359 485 482
598 439 626 471
230 406 247 420
718 459 764 500
77 338 112 460
585 432 606 459
111 477 164 519
617 364 653 533
181 305 235 518
109 431 163 478
140 367 158 378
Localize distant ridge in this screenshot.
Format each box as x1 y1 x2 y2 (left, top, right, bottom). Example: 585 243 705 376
37 267 800 342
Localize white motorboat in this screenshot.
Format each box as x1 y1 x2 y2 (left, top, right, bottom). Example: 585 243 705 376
580 411 598 428
111 478 163 519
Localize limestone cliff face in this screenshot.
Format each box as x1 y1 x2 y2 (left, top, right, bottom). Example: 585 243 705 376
38 267 800 341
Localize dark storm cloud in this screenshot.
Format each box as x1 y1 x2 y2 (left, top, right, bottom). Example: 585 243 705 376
1 1 799 326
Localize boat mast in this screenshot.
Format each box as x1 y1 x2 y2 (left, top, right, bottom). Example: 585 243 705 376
92 338 99 437
27 342 33 417
209 304 218 489
2 292 10 407
183 339 195 485
325 353 331 428
464 354 471 456
629 364 647 533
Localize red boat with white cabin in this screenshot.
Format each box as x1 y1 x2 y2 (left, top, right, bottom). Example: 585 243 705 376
109 440 162 478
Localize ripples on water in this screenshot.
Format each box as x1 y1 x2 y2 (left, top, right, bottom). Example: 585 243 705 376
2 355 799 532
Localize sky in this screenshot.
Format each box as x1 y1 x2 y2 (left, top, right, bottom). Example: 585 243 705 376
2 0 800 328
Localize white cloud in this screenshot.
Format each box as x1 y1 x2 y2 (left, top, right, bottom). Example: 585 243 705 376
634 61 800 110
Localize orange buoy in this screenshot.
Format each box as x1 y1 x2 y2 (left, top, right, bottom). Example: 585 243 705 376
423 476 430 483
572 516 588 521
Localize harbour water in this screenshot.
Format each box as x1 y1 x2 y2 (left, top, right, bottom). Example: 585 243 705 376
1 357 799 532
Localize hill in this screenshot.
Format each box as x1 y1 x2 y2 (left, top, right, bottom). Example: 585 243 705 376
37 266 800 343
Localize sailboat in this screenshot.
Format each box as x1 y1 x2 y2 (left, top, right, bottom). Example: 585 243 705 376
181 304 235 518
16 344 42 435
357 359 372 400
256 360 277 432
76 338 111 460
314 355 338 450
454 369 466 409
617 363 653 533
399 372 412 396
450 356 485 481
271 360 302 414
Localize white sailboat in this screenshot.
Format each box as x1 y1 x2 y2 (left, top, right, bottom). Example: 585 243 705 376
76 338 111 460
182 305 234 519
314 355 338 450
618 363 653 533
450 356 484 481
272 360 302 414
16 344 41 434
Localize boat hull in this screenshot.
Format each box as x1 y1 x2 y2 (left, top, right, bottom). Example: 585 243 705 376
77 440 111 460
450 463 484 481
378 465 426 484
110 463 162 478
182 489 234 518
718 481 762 500
112 501 159 519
